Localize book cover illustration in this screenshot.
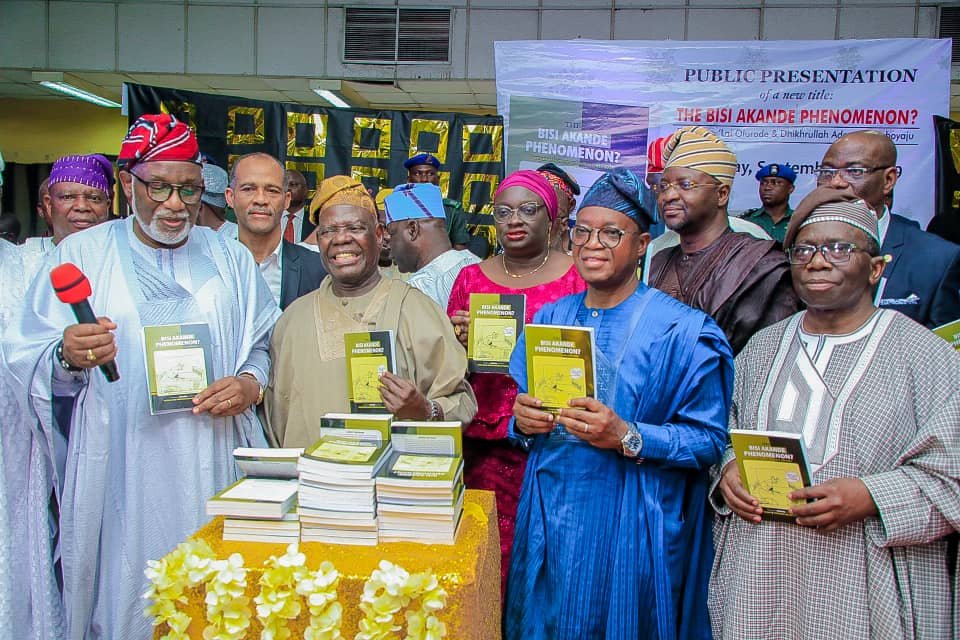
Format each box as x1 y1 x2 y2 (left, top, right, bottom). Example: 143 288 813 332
730 429 814 523
309 439 379 464
524 324 596 414
344 330 396 413
143 323 214 414
468 293 526 373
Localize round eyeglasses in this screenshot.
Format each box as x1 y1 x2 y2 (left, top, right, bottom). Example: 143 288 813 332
570 224 637 249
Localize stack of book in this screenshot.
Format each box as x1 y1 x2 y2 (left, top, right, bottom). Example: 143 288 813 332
297 414 393 546
376 421 465 545
207 476 300 544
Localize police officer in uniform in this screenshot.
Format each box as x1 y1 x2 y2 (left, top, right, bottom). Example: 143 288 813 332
739 162 796 243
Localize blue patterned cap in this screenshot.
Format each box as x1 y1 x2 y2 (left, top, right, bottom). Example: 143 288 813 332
384 183 446 224
578 168 654 231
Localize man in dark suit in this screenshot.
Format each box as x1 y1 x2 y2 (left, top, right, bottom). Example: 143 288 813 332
818 131 960 328
281 169 316 243
227 153 326 310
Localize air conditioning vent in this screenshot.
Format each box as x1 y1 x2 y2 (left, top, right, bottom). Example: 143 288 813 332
344 8 450 64
940 7 960 66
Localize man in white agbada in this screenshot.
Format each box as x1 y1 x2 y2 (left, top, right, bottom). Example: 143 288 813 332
3 114 280 639
709 187 960 639
0 177 19 640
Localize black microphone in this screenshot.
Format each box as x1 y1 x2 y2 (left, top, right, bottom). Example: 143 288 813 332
50 263 120 383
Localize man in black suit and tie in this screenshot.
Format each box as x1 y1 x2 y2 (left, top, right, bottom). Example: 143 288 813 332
818 131 960 328
227 153 326 310
281 169 316 243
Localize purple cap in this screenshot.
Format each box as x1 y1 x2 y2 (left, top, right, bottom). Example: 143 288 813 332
48 154 115 195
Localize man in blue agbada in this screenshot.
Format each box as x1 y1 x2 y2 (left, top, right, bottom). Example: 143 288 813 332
507 167 733 639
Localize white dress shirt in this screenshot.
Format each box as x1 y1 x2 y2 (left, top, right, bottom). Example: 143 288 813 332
258 238 284 307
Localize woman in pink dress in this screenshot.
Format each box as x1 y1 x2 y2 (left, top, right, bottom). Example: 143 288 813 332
447 170 586 593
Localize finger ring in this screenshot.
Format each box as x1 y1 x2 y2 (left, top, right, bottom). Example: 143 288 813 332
226 399 233 408
583 423 590 434
454 325 462 336
86 349 96 362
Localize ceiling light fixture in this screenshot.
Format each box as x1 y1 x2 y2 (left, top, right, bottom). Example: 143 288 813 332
38 81 121 108
312 88 350 108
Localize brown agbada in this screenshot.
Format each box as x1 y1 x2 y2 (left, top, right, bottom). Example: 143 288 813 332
649 230 800 354
265 276 478 448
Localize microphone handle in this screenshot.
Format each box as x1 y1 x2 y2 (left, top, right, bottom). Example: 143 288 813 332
69 300 120 383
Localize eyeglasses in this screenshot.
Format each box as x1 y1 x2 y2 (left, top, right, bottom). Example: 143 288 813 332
131 173 204 204
54 192 108 206
815 167 886 183
570 224 637 249
492 202 544 222
650 179 720 195
786 242 870 265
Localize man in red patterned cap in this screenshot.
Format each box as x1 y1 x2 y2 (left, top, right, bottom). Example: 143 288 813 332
3 114 282 639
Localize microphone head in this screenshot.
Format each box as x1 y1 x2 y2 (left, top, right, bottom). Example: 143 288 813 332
50 263 92 304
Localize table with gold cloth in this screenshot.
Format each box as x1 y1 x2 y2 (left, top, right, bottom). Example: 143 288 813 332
152 489 500 639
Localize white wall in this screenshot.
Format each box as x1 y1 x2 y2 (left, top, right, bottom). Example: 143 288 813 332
0 1 947 81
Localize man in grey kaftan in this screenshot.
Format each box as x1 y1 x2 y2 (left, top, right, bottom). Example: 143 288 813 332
709 187 960 639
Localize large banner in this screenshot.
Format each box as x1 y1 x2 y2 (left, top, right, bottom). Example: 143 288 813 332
126 83 504 248
496 39 951 226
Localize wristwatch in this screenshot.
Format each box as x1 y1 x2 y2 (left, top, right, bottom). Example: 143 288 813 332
620 422 643 459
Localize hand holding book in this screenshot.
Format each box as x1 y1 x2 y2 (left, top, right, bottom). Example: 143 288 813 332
513 393 557 435
192 374 260 417
557 397 630 451
718 460 763 524
788 478 878 532
449 310 469 349
378 371 432 421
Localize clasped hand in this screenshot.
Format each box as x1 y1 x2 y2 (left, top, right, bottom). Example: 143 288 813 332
513 393 627 450
718 461 878 531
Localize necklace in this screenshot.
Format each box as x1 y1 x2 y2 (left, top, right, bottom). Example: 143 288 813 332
502 249 550 279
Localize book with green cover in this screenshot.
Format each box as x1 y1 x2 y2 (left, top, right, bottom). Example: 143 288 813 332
467 293 526 373
378 421 463 488
206 477 298 520
729 429 813 523
389 421 463 457
933 318 960 351
320 413 393 445
300 436 392 477
143 323 214 414
344 330 396 412
233 447 303 479
524 324 596 414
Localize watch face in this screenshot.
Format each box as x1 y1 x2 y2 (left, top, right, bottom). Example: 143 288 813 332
622 433 643 457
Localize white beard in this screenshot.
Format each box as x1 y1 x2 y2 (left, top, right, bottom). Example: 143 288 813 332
131 197 192 246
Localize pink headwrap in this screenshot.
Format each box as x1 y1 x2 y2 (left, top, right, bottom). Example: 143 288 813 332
495 170 558 221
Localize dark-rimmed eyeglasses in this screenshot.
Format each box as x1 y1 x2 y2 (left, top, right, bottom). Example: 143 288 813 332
131 172 204 204
815 167 886 183
650 179 720 195
786 242 870 265
570 224 638 249
492 202 544 222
